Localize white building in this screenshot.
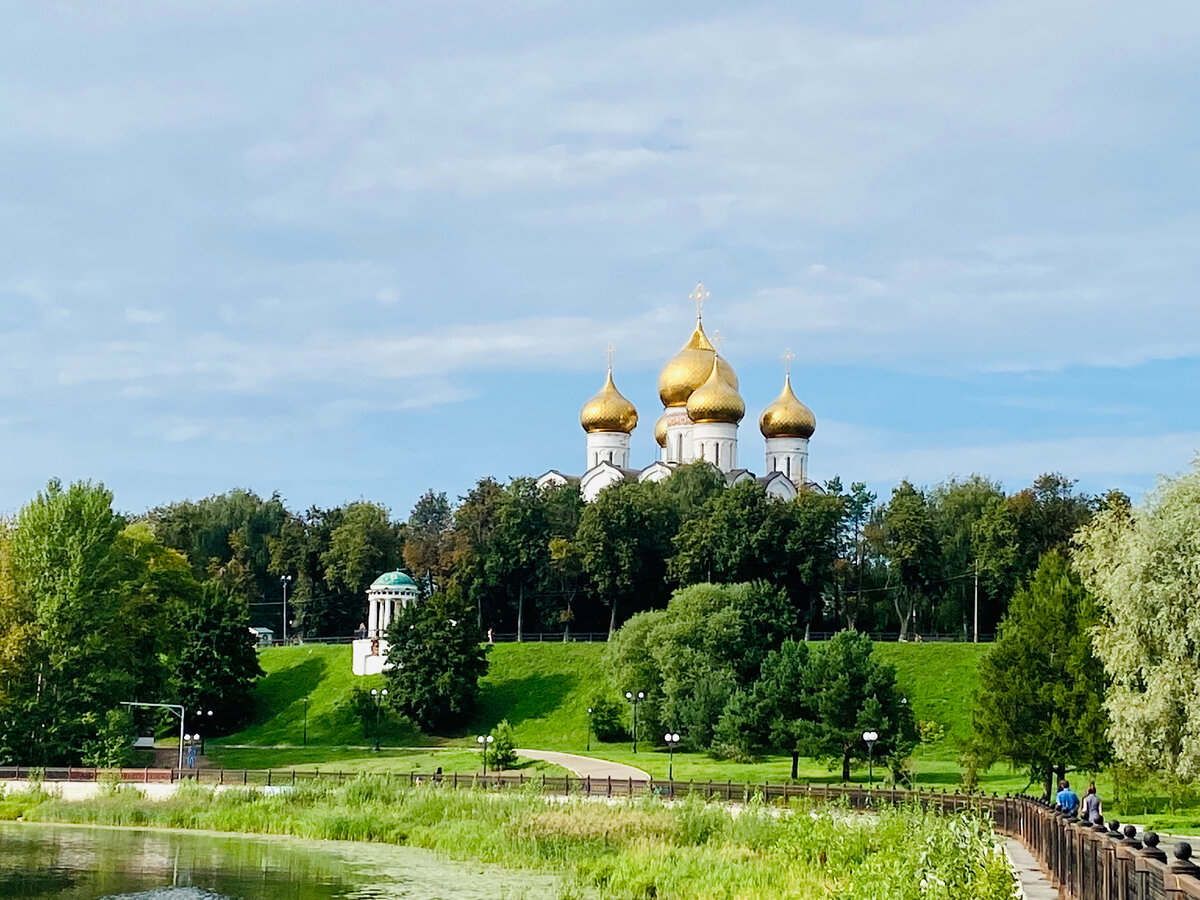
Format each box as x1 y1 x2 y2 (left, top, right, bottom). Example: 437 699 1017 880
351 570 420 676
538 283 816 502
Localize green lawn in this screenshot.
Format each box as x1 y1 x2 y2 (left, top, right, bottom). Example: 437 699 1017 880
216 639 1102 803
204 745 564 775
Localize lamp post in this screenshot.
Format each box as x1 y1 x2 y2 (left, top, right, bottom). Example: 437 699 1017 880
624 691 644 753
664 732 681 782
280 575 293 643
302 697 309 747
195 709 212 754
862 730 879 788
121 701 185 771
370 688 388 751
477 734 494 774
586 707 593 752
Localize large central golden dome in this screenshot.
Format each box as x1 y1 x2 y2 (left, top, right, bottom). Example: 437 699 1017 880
657 320 739 408
759 374 815 439
686 357 745 424
580 369 638 434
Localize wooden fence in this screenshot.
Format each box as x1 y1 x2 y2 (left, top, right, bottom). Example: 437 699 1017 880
2 766 1197 897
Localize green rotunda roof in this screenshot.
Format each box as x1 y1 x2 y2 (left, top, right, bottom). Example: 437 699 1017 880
371 571 417 589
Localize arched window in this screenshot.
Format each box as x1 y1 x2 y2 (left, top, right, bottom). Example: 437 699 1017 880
786 456 791 478
715 444 720 466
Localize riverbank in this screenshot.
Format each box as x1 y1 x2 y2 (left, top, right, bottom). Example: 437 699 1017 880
0 776 1014 900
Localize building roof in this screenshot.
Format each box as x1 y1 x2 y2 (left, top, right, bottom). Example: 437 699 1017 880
371 570 418 589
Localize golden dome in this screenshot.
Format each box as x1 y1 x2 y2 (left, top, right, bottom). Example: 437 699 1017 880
654 413 668 447
759 374 816 439
686 357 745 424
580 369 638 434
657 320 739 407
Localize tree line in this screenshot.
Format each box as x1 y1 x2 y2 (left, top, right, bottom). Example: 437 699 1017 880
145 467 1106 641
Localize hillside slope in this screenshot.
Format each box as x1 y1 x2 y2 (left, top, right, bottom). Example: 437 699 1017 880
225 639 984 751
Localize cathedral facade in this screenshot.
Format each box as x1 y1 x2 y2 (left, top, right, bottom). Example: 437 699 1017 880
537 284 816 502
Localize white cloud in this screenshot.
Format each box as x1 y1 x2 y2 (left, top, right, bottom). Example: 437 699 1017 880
124 307 165 325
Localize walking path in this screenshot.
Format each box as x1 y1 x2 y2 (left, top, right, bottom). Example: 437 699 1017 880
516 749 649 781
1005 837 1060 899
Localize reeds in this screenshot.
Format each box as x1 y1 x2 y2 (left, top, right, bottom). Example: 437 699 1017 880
10 778 1014 899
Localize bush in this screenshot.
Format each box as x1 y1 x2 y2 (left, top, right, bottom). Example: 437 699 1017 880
489 720 518 771
588 696 626 743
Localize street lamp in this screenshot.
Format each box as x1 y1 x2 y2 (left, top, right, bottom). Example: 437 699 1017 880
624 691 645 753
194 710 212 753
280 575 293 643
862 730 879 788
370 688 388 751
477 734 494 774
664 732 681 782
121 701 185 770
586 707 593 752
302 697 309 747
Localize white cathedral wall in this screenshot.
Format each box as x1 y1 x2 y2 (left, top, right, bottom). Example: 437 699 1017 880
691 422 738 472
664 422 695 463
764 436 809 485
585 431 631 470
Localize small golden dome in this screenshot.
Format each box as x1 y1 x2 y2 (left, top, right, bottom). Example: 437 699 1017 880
654 414 668 447
657 320 739 407
687 357 745 424
759 374 816 439
580 369 638 434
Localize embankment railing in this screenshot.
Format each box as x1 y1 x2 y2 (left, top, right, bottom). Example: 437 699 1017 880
1 766 1195 898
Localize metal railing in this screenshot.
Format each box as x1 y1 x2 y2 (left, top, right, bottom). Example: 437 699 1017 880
265 630 994 646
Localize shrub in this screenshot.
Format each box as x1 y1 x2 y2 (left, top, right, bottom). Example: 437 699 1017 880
588 696 626 743
490 720 518 771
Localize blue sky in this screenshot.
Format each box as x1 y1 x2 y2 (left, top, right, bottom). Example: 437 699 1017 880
2 0 1199 517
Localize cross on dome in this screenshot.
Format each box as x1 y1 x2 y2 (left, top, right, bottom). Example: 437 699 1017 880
782 348 795 376
712 330 725 353
604 343 617 372
689 282 710 321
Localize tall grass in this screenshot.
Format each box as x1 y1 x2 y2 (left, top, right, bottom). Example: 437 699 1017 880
9 778 1014 900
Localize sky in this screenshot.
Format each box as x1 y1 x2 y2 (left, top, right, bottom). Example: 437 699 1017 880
2 0 1199 518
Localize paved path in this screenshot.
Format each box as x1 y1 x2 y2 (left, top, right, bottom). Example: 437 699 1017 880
516 749 649 781
1005 838 1060 899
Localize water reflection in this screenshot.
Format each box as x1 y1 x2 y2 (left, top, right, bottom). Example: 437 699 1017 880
0 824 558 900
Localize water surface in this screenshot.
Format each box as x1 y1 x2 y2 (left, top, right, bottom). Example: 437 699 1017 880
0 823 560 900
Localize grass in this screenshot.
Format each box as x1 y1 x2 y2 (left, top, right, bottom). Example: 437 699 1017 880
204 746 564 776
4 777 1016 900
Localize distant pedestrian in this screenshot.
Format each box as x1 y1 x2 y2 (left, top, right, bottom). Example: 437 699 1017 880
357 622 367 639
1082 782 1102 823
487 628 494 645
1056 779 1080 816
433 766 443 785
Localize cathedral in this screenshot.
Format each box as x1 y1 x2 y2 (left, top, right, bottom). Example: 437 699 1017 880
537 284 816 502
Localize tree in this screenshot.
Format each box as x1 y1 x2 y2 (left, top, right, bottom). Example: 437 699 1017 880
880 481 941 639
1074 463 1200 779
718 631 915 781
827 478 878 630
489 719 518 770
383 592 487 732
929 475 1005 635
577 480 678 635
447 477 505 629
268 505 348 637
970 551 1109 799
0 480 186 765
322 501 405 625
403 490 453 596
175 582 264 734
484 478 551 640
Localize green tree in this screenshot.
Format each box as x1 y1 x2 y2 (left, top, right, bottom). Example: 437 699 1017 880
1074 465 1200 779
268 506 349 637
929 475 1005 635
880 481 941 639
322 501 405 625
577 480 679 635
176 583 264 734
489 719 518 770
484 478 551 640
0 480 185 765
719 631 916 781
970 551 1109 799
383 592 487 732
447 477 505 629
403 490 453 596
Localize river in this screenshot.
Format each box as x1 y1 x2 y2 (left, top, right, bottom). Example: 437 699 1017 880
0 823 563 900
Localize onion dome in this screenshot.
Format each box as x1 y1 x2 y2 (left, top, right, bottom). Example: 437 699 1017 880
654 413 668 448
686 357 745 424
759 374 816 439
580 369 638 434
657 320 739 407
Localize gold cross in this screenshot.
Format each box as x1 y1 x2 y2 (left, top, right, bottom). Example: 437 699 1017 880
604 343 617 372
689 282 710 320
782 348 795 376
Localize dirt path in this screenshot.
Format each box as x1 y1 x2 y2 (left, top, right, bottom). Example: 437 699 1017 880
516 749 649 781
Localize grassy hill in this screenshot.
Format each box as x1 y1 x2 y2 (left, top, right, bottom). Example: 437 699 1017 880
222 639 985 752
